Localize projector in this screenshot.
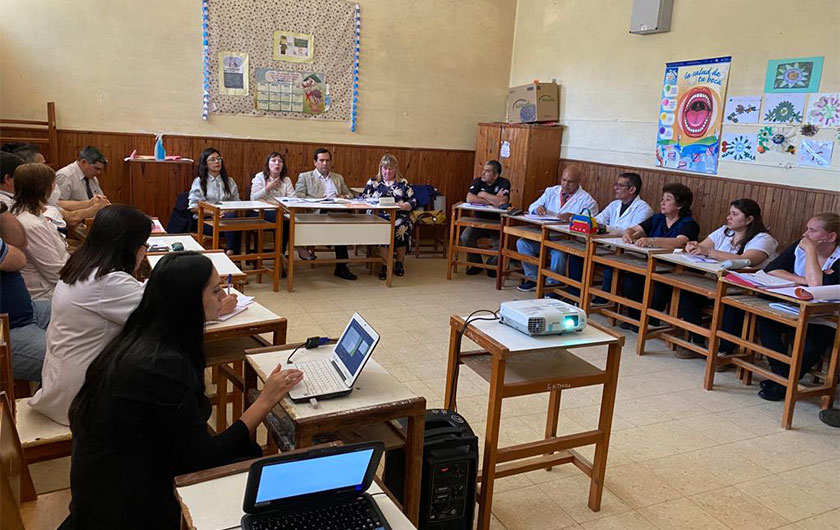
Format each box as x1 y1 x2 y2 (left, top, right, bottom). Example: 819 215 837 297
499 299 587 336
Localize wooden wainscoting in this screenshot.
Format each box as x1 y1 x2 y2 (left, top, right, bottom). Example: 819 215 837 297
559 159 840 250
0 127 475 212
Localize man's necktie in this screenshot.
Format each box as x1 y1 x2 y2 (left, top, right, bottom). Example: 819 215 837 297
84 178 94 199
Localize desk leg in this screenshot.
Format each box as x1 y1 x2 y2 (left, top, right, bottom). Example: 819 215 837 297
589 341 621 511
476 355 506 530
544 389 562 471
286 209 296 292
232 361 243 423
386 210 395 287
443 324 461 409
273 320 287 345
295 427 315 449
705 280 726 391
821 316 840 410
782 311 808 429
446 207 457 279
212 211 221 250
215 365 228 433
403 408 425 525
272 217 282 292
636 258 656 356
581 239 595 314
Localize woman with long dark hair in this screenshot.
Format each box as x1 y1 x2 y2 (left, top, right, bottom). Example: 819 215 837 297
65 252 303 529
188 147 242 254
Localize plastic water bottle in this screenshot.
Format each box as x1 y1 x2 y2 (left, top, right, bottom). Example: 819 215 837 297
721 258 751 270
154 134 166 161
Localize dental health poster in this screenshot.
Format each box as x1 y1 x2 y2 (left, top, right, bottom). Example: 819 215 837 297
656 56 732 175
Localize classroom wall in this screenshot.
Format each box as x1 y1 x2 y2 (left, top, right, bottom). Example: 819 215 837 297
0 0 516 150
510 0 840 191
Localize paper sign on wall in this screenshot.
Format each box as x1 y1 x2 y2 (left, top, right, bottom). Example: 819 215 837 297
724 96 761 124
218 52 249 96
500 141 511 158
273 31 314 63
797 139 834 168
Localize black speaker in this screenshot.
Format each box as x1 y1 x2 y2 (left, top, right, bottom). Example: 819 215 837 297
384 409 478 529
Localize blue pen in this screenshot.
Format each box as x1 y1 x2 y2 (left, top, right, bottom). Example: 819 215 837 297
227 273 232 295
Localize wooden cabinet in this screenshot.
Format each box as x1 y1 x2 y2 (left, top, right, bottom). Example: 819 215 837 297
473 122 563 210
125 159 194 227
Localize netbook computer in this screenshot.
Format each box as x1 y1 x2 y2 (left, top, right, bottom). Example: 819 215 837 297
286 312 380 402
241 442 391 530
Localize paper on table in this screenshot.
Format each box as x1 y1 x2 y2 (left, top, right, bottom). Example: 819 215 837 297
523 213 562 222
770 284 840 302
684 254 718 264
727 270 797 288
206 305 248 324
151 219 165 233
769 302 800 315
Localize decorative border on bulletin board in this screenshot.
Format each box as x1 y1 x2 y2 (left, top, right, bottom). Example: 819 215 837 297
201 0 358 127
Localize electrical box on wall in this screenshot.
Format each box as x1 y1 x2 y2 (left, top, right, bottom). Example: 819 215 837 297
630 0 673 34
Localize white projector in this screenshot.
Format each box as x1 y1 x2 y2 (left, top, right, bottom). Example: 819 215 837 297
499 299 587 336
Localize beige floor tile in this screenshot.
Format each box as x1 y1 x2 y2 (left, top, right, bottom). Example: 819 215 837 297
777 462 840 507
580 511 658 530
683 446 772 487
676 413 756 444
688 486 790 530
612 399 674 427
537 474 632 523
608 427 681 462
791 508 840 530
640 453 727 496
636 420 719 454
638 497 729 530
603 464 682 509
735 475 835 521
491 485 577 530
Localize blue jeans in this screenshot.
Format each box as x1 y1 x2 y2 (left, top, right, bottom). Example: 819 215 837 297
10 299 51 382
516 239 563 283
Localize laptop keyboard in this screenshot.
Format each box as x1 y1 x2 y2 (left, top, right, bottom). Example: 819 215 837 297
247 496 386 530
294 360 346 397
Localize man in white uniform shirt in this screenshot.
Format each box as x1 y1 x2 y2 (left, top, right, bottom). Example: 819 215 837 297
55 146 108 203
515 165 598 291
294 148 357 280
567 172 654 302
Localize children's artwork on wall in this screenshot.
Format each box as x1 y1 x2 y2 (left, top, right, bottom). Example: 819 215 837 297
757 126 796 155
805 92 840 127
273 31 314 63
254 69 327 114
724 95 761 124
721 133 757 162
762 93 805 124
797 139 834 167
218 52 249 96
764 57 823 93
655 56 731 175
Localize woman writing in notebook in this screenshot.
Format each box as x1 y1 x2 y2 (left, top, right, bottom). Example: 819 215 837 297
675 199 778 360
755 212 840 402
65 252 304 530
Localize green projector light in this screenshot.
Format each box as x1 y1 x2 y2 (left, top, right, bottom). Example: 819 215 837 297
564 317 576 329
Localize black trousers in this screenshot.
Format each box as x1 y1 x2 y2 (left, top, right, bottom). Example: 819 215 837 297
621 272 671 322
677 291 744 352
758 318 836 380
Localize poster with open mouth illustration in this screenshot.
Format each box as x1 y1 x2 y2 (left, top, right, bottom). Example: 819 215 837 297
656 56 731 175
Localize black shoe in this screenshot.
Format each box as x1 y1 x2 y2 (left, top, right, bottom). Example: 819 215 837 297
619 322 639 333
759 379 782 391
516 280 537 292
334 267 357 281
379 265 387 280
466 266 482 275
819 409 840 428
758 384 786 401
395 262 404 277
486 269 497 278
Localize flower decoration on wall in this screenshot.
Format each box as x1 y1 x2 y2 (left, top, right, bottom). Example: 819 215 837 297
757 126 796 154
764 100 803 123
807 93 840 127
800 124 819 137
774 62 811 90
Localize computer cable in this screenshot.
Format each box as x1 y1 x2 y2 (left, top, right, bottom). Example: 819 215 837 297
286 336 333 364
448 308 500 414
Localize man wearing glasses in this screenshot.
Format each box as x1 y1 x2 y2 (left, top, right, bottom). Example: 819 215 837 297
56 146 109 203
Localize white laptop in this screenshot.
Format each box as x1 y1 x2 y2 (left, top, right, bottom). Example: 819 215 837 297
286 313 380 402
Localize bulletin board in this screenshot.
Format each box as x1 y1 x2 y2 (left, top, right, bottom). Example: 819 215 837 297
202 0 360 126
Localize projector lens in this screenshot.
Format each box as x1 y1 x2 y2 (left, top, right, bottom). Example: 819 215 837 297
564 316 577 329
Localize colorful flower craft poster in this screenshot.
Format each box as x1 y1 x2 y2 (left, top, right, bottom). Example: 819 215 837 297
757 126 796 155
762 93 805 124
721 133 757 162
797 140 834 168
805 93 840 127
655 56 731 175
764 57 823 93
724 95 761 124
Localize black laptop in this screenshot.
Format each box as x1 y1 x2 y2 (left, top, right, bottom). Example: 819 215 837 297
241 442 392 530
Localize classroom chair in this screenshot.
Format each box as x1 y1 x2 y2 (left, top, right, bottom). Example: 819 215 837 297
0 392 71 530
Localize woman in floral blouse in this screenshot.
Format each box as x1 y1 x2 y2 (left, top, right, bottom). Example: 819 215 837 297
362 154 416 279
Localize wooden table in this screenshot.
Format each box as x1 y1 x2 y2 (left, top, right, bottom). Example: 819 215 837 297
147 250 248 292
244 343 426 524
174 446 417 530
447 202 508 280
444 316 624 530
498 214 564 290
146 233 205 254
537 225 609 304
711 278 840 429
278 199 399 291
196 200 283 291
125 158 194 226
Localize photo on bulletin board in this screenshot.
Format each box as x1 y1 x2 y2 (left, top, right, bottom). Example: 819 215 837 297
218 51 249 96
273 31 314 63
764 56 823 93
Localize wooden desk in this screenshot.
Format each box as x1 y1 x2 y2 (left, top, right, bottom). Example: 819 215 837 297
537 225 609 304
146 233 205 254
196 201 283 291
244 344 425 524
147 250 248 292
279 199 399 291
174 452 417 530
712 278 840 429
498 215 564 290
585 237 671 325
447 202 507 280
444 316 624 530
125 158 194 226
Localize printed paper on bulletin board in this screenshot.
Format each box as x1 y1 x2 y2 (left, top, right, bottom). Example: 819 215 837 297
205 0 355 121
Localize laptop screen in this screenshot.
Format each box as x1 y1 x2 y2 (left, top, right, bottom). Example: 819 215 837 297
334 318 375 376
255 448 375 505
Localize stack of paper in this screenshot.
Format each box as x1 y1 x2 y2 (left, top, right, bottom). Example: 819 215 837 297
726 270 796 289
770 284 840 302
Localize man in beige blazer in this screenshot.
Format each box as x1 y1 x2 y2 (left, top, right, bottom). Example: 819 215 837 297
294 148 356 280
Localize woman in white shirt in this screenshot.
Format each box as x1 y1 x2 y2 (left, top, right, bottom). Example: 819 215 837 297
11 163 69 300
188 148 241 254
676 198 778 360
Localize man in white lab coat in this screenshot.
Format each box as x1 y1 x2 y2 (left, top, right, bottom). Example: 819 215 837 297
567 172 653 301
515 165 598 291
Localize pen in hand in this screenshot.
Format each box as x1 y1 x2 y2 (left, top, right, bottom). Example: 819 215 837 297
227 273 232 295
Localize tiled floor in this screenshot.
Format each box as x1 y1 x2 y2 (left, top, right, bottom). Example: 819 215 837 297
31 257 840 529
